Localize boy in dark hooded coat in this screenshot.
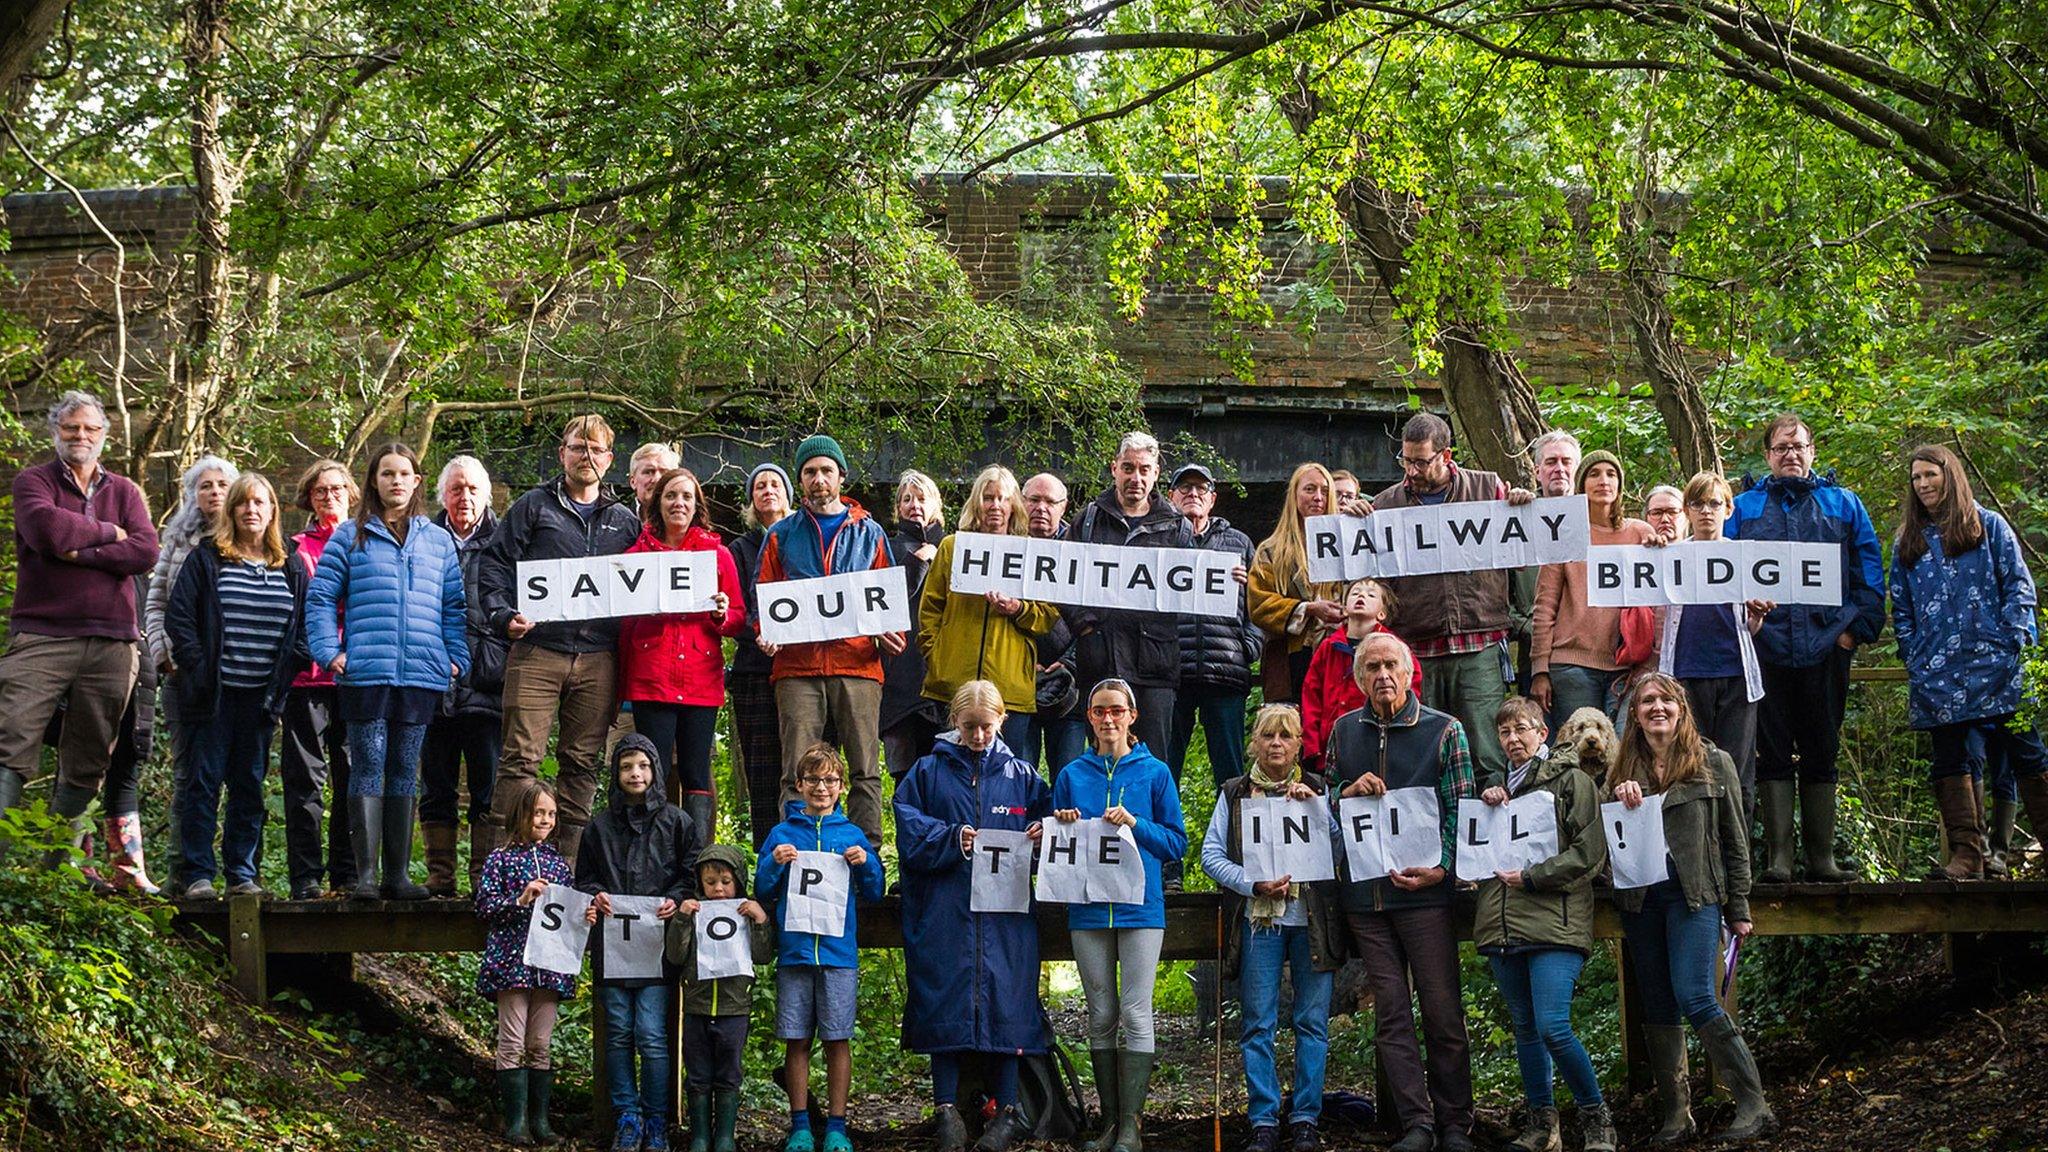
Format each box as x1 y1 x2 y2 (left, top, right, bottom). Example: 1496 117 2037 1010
577 732 702 1152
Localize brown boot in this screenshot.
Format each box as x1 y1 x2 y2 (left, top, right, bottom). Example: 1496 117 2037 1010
1928 775 1985 880
2018 774 2048 867
469 819 500 893
422 822 460 897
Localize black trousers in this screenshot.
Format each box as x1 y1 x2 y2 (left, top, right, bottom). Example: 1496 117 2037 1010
278 685 355 888
420 711 500 825
682 1012 748 1092
1755 646 1851 785
634 702 720 797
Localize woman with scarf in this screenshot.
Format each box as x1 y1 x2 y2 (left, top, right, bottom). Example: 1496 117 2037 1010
1200 704 1342 1152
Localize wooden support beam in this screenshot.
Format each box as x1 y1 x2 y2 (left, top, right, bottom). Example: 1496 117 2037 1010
227 893 267 1002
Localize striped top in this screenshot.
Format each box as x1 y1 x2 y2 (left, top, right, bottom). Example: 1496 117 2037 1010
217 557 295 688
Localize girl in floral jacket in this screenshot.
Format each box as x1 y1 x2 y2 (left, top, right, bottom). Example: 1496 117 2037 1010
475 780 577 1143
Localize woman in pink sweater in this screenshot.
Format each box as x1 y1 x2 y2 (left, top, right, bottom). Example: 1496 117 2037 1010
1531 450 1659 729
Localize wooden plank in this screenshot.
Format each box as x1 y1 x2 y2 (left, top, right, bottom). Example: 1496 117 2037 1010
227 893 266 1002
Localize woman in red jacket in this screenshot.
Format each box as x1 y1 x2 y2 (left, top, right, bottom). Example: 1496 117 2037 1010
618 467 746 839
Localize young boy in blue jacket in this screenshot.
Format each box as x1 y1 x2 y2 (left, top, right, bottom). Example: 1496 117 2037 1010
756 743 887 1152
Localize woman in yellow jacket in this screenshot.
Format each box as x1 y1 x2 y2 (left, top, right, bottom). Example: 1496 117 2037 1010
1247 462 1347 703
917 465 1062 759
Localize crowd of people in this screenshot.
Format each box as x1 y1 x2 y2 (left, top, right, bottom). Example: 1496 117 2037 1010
1 390 2042 1152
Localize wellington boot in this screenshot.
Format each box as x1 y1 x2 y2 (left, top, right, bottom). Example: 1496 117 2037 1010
1083 1049 1120 1152
932 1103 967 1152
553 820 587 871
1112 1049 1154 1152
2017 775 2048 875
710 1089 740 1152
684 792 718 844
381 796 431 900
1799 782 1857 882
529 1069 561 1145
1646 1025 1695 1145
470 819 500 892
1699 1015 1776 1143
422 821 460 897
104 813 162 895
1985 798 2018 877
348 796 384 899
1928 775 1985 880
42 781 99 873
687 1090 714 1152
1757 781 1795 884
498 1068 533 1145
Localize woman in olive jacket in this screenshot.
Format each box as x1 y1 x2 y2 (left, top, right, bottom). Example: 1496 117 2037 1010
1606 674 1773 1146
1472 696 1611 1152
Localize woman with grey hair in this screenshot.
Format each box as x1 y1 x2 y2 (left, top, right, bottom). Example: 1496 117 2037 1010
131 453 239 894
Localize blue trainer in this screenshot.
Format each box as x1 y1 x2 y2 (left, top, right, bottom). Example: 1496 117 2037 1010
612 1111 644 1152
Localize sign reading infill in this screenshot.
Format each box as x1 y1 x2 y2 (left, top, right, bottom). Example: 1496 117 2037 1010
948 532 1242 617
1304 497 1590 584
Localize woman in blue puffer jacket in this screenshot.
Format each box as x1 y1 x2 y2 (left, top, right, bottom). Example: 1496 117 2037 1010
306 441 470 900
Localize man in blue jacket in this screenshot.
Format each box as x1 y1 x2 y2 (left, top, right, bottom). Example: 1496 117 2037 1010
1727 414 1885 883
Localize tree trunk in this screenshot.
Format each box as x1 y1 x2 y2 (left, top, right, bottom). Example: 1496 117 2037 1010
1621 116 1722 480
0 0 68 94
179 0 237 456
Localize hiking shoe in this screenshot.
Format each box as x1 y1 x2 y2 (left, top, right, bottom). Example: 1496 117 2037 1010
183 878 218 900
1243 1126 1279 1152
226 881 268 898
1289 1122 1320 1152
645 1119 670 1151
290 879 325 901
975 1107 1026 1152
612 1111 644 1152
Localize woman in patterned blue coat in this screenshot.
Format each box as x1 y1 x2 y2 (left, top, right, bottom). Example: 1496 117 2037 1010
1890 444 2047 880
893 680 1052 1152
475 780 578 1143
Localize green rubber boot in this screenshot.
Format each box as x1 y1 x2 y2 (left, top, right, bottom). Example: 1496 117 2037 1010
497 1068 533 1145
1112 1049 1155 1152
711 1089 741 1152
687 1090 713 1152
529 1069 560 1144
1084 1048 1120 1152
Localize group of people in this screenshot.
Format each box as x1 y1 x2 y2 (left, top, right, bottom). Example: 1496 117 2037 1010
2 391 2042 1152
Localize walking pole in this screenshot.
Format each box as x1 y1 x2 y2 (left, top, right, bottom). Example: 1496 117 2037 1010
1214 901 1225 1152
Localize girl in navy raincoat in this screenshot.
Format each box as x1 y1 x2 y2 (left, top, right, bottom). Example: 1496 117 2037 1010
893 680 1052 1152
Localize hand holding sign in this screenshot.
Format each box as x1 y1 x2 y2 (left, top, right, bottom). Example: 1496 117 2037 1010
1603 794 1668 889
1239 796 1337 884
758 568 912 646
1033 818 1147 905
1336 787 1442 879
522 883 594 975
970 828 1034 913
600 893 668 980
693 899 754 981
783 850 851 937
518 552 718 623
1454 794 1560 882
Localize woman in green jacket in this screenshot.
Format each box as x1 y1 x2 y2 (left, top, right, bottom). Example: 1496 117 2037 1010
1607 674 1775 1145
915 465 1061 755
1474 696 1612 1152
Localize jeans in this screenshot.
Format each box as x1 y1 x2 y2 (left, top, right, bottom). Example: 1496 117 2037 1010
1618 881 1727 1029
1487 949 1603 1109
347 718 428 797
178 686 275 886
599 983 674 1120
1025 714 1087 781
420 711 500 824
1240 922 1332 1128
1928 714 2048 785
1545 664 1621 732
1169 689 1248 789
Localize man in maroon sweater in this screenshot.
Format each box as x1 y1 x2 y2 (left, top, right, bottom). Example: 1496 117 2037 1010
0 391 159 830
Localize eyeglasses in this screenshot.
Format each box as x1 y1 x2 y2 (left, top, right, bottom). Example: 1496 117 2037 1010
562 441 613 458
1088 705 1132 719
1393 452 1440 473
1767 442 1813 456
1496 723 1544 736
799 775 843 787
1173 483 1213 496
1687 499 1729 511
57 422 106 436
311 484 350 498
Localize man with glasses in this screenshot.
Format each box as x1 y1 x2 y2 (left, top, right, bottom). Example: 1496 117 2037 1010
1511 429 1584 694
479 414 642 862
1727 414 1884 882
0 391 159 838
1367 413 1533 786
1019 473 1089 777
1164 463 1257 790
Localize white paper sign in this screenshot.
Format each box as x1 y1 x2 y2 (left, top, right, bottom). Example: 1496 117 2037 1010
949 533 1240 618
599 893 668 980
757 566 912 646
1336 787 1443 879
783 850 851 937
516 551 717 623
693 899 753 981
1454 794 1561 882
1585 540 1842 607
1239 796 1337 884
1033 819 1148 904
1304 497 1590 584
1603 794 1669 890
970 828 1035 913
521 883 594 975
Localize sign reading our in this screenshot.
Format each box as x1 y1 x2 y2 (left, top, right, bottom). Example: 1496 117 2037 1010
693 899 754 982
783 850 852 937
522 882 594 975
969 828 1035 914
1453 794 1560 882
1304 496 1590 585
1034 818 1146 905
517 552 717 623
1335 787 1443 880
1239 796 1337 884
1585 541 1843 607
947 533 1241 618
756 567 912 646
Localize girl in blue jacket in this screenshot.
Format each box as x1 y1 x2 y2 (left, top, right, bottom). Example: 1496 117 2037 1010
894 680 1052 1152
306 441 469 900
1050 678 1187 1152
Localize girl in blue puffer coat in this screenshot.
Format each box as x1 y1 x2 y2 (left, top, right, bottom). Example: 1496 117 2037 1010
306 441 469 900
894 680 1052 1152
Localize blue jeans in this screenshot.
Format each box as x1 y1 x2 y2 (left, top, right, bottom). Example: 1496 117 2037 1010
347 718 428 797
177 686 276 886
1929 714 2047 792
1240 922 1332 1128
1618 881 1727 1029
1169 689 1248 789
1026 714 1088 781
1487 949 1603 1109
1545 664 1621 732
599 983 673 1120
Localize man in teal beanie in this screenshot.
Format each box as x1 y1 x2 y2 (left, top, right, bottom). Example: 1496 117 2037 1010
793 434 849 481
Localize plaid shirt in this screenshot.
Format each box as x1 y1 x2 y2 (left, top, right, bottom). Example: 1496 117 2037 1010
1432 715 1479 872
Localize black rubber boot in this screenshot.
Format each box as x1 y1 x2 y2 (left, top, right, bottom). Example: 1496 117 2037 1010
932 1103 967 1152
1757 780 1795 884
348 796 383 899
688 1090 713 1152
1799 781 1857 882
498 1068 533 1145
1113 1049 1154 1152
975 1106 1026 1152
1084 1049 1120 1152
380 795 430 900
1699 1015 1775 1143
1986 797 2019 877
530 1069 560 1145
1646 1024 1695 1145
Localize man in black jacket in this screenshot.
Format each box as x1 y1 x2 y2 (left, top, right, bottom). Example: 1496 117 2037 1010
1164 463 1258 790
1063 431 1193 758
477 415 642 863
420 455 507 895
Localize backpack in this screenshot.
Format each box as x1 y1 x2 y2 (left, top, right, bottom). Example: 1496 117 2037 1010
1014 1043 1087 1140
